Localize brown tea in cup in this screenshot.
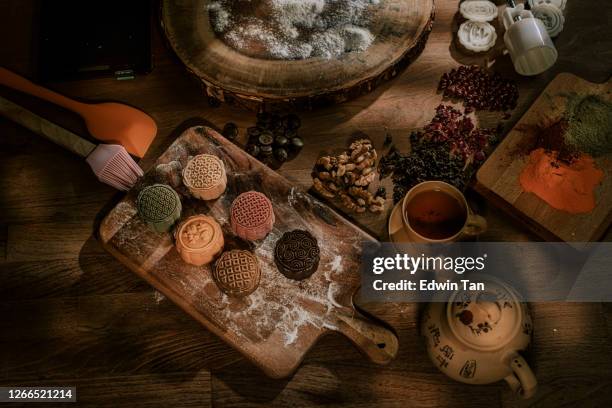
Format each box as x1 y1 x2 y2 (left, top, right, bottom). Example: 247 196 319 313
405 190 467 240
400 181 487 243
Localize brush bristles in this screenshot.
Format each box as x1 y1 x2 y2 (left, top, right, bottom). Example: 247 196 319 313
98 155 144 190
86 144 144 191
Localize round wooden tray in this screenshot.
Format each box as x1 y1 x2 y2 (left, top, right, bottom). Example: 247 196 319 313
161 0 435 110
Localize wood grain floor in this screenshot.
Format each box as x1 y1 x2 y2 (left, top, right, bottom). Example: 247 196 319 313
1 0 611 406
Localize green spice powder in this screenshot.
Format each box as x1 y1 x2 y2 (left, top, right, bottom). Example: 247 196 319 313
564 94 612 157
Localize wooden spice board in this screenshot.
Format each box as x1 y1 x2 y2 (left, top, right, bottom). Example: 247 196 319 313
161 0 435 110
98 126 398 379
475 73 612 244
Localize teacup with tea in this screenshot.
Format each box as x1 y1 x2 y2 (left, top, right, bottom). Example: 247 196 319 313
398 181 487 243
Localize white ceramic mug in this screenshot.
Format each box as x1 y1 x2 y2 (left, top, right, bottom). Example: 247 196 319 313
503 4 557 76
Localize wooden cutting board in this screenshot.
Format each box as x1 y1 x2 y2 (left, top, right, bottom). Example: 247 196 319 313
475 73 612 243
98 126 398 378
160 0 435 110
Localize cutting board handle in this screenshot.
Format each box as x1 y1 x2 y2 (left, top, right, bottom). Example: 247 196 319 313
335 311 399 365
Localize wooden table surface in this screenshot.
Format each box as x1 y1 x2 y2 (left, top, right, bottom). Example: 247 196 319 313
1 0 611 407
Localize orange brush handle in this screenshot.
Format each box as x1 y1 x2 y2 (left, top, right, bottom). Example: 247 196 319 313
0 67 85 113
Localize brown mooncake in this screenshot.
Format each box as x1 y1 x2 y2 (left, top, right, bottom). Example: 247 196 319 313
213 250 261 297
274 229 320 281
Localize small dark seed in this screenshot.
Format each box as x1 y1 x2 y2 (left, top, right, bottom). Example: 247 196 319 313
260 145 274 156
290 136 304 151
274 134 289 147
275 147 288 162
284 128 298 139
284 113 301 131
247 126 261 138
258 131 274 146
256 112 272 125
246 144 260 157
269 114 282 130
222 122 239 140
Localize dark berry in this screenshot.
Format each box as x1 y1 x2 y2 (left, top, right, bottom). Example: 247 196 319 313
274 134 289 147
290 136 304 151
247 126 261 139
284 113 301 131
222 122 239 140
260 145 273 156
246 144 260 157
258 131 274 146
256 112 272 126
274 147 288 163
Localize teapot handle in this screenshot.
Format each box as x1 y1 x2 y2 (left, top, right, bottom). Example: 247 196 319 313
504 352 538 399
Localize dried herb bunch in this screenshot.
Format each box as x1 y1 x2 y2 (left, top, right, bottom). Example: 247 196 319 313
438 65 519 113
379 104 500 203
312 139 385 213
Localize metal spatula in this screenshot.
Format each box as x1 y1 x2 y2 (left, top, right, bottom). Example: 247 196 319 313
0 95 143 191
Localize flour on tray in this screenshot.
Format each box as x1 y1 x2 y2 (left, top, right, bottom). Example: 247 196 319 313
207 0 379 60
107 128 369 355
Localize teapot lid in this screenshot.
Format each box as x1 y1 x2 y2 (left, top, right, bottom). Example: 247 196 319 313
446 276 523 350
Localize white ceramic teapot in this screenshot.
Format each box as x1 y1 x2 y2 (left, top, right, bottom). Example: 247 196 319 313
422 275 537 399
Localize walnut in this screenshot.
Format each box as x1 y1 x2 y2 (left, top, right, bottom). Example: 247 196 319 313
362 167 374 176
355 172 376 187
311 138 384 214
327 182 339 192
354 154 366 163
350 140 372 161
313 178 335 198
369 204 384 213
348 187 371 202
318 171 332 181
317 156 335 170
340 192 364 213
343 172 357 186
369 195 385 213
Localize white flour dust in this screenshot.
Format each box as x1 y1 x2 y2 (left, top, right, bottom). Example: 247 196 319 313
107 132 367 351
207 0 379 59
153 291 166 304
326 254 344 276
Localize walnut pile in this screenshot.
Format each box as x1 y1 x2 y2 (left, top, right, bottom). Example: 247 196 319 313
312 139 385 213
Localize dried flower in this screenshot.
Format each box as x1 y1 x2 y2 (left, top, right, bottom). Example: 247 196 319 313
438 65 519 112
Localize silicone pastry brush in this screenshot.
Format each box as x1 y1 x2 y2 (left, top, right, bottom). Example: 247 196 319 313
0 95 143 191
0 67 156 157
